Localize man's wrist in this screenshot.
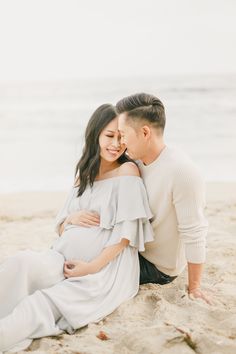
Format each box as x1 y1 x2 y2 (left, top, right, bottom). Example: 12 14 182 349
188 285 201 294
187 262 203 293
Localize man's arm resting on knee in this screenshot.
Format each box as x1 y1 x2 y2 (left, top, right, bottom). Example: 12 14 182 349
172 164 209 303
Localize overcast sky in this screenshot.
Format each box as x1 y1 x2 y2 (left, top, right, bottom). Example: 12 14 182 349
0 0 235 81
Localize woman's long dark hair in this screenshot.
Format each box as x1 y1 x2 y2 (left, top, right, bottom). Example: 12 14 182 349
75 104 133 196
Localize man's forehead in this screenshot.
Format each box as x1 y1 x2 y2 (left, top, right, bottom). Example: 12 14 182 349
118 113 129 126
118 114 142 131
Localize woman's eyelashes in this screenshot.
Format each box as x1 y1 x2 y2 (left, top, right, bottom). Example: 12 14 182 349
105 134 123 145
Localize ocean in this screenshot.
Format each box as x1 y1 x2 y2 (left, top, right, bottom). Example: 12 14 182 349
0 74 236 193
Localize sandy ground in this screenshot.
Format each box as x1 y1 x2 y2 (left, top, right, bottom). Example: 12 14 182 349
0 182 236 354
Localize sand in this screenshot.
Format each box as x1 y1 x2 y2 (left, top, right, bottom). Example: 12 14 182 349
0 182 236 354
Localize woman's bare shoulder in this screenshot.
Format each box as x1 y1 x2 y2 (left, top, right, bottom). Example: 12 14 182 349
117 162 140 177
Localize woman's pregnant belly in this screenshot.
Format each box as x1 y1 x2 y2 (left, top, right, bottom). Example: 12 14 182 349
52 225 110 261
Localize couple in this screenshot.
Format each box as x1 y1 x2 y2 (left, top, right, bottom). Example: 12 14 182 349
0 93 208 352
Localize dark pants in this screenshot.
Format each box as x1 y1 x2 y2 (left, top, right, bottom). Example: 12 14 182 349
138 253 177 285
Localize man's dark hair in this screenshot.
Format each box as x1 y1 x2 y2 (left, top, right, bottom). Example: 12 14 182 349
116 93 166 131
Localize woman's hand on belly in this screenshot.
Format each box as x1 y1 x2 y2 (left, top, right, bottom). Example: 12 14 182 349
66 210 100 228
64 259 92 277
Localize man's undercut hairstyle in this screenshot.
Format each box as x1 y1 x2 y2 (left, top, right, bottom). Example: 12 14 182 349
116 93 166 131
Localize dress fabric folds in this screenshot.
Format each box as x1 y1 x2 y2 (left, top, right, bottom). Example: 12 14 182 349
0 176 153 352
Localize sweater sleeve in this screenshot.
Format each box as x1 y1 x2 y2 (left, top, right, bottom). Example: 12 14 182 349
172 162 208 263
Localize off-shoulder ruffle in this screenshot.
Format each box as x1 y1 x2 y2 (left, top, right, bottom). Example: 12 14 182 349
54 176 154 250
97 176 154 251
98 176 153 228
104 218 154 252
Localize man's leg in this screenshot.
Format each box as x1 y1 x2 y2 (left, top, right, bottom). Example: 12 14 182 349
138 253 177 285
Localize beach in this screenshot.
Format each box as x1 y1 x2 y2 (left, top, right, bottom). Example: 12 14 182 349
0 182 236 354
1 0 236 349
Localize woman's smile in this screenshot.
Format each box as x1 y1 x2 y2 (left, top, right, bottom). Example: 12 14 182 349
106 148 121 157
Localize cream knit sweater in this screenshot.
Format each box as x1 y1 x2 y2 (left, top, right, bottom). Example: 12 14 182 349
139 146 208 276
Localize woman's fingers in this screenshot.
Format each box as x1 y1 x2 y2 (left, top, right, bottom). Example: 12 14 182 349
67 210 100 227
85 211 100 218
82 213 100 224
68 219 97 227
77 222 90 228
81 211 100 221
64 264 75 278
65 263 75 269
83 218 100 226
72 216 100 227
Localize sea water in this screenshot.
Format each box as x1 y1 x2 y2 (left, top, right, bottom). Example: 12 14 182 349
0 74 235 192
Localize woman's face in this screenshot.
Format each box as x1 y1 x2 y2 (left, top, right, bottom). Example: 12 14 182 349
99 117 126 162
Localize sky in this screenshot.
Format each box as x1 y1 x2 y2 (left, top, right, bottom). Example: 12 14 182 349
0 0 235 81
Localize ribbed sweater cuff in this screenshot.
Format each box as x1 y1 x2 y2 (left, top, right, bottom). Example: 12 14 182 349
185 242 206 263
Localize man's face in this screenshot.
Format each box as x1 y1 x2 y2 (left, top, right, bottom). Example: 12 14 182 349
118 113 148 160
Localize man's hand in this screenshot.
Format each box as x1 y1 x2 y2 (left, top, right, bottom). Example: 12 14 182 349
66 210 100 228
188 287 212 305
187 262 212 305
64 260 92 278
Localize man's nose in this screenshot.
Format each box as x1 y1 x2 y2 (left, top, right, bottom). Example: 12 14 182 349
111 137 120 147
120 136 125 145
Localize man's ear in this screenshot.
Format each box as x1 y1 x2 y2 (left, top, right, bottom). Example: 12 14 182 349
142 125 151 139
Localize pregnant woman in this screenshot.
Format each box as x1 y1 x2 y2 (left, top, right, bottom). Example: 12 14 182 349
0 103 153 352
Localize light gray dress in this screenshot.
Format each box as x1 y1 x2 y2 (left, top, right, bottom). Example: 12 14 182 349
0 176 153 352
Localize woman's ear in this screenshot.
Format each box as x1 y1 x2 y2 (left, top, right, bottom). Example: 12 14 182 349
142 125 151 139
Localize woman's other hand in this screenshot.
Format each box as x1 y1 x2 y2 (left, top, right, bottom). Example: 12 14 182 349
64 260 92 277
66 210 100 228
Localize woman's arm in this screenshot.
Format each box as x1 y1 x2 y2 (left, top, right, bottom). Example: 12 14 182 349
58 210 100 236
64 238 130 278
90 238 130 272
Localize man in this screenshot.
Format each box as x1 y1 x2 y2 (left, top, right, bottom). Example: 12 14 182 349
116 93 210 303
